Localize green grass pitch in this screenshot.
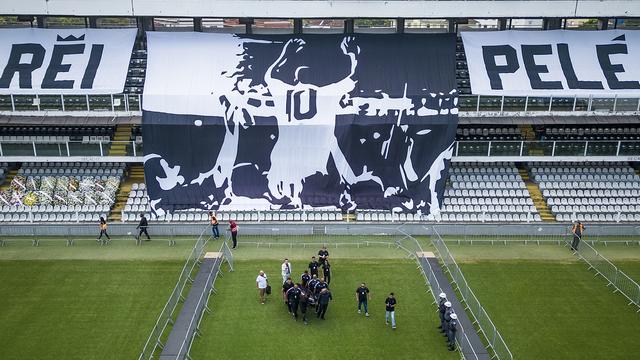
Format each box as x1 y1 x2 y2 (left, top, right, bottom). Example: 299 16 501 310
0 236 638 359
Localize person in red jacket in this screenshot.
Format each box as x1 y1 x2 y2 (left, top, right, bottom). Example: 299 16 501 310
229 220 238 249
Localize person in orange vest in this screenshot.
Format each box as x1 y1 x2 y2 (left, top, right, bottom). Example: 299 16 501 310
97 216 110 242
208 211 220 239
571 221 585 251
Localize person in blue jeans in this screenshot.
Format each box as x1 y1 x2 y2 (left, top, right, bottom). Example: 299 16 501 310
208 211 219 239
385 292 397 329
355 283 370 317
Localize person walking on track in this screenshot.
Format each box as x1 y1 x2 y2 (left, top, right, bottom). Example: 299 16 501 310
97 216 110 243
438 293 448 333
229 219 238 249
136 213 150 241
209 211 220 239
571 221 585 251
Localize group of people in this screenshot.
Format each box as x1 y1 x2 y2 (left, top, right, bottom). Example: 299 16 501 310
437 292 459 351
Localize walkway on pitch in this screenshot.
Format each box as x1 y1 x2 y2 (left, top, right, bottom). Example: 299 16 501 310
159 252 223 360
418 253 490 360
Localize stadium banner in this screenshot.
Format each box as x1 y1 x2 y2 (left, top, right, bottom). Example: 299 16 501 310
142 32 458 214
0 28 136 95
462 30 640 96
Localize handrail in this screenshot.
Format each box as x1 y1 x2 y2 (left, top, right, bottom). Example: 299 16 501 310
138 226 210 360
0 138 638 159
566 227 640 311
431 226 514 360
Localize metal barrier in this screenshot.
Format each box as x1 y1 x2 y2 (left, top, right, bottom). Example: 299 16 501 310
138 226 210 360
567 232 640 312
0 139 142 157
431 227 514 360
393 231 480 360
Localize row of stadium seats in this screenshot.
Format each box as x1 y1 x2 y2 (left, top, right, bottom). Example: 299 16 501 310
534 162 640 222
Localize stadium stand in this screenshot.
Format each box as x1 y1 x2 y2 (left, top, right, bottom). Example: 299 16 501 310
0 162 124 222
441 162 541 223
532 162 640 222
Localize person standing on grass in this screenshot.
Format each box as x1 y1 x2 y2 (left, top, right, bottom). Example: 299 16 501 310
385 292 397 329
356 283 370 317
316 287 333 320
301 270 311 288
299 286 310 325
308 256 320 277
228 219 238 249
447 313 458 351
208 211 220 239
281 258 292 283
287 283 302 320
136 213 151 241
256 270 268 304
443 301 453 338
571 221 585 251
282 277 294 313
97 216 110 242
322 259 332 285
318 245 329 265
437 293 447 333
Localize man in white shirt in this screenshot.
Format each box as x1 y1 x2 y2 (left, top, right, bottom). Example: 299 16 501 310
281 258 292 283
256 270 268 304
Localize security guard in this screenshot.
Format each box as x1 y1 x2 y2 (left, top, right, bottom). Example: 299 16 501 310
318 246 329 265
287 283 302 320
299 286 310 325
301 270 311 288
308 256 320 277
322 260 332 285
282 278 294 313
447 313 458 351
443 301 453 338
437 293 447 332
316 288 333 319
315 278 328 296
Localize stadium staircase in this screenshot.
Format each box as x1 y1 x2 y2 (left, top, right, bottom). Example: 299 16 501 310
108 124 133 156
0 168 18 191
109 164 145 222
518 166 555 222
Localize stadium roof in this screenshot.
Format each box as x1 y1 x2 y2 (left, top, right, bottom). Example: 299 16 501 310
4 0 640 19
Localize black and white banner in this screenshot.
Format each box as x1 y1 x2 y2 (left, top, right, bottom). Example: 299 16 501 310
0 28 136 94
143 33 458 214
462 30 640 96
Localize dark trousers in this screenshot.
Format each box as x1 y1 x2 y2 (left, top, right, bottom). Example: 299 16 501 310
310 270 318 278
211 225 219 238
138 227 150 240
231 231 237 248
439 312 446 331
324 273 331 285
98 229 110 240
317 303 328 319
447 329 457 348
300 304 308 322
571 235 581 251
289 301 299 318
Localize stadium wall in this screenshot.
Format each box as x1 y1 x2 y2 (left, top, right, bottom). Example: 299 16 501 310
4 0 640 18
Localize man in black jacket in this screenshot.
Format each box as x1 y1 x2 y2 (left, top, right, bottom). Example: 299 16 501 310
447 313 458 351
318 246 329 265
136 214 151 241
286 283 302 320
322 260 331 285
308 256 320 277
316 288 332 319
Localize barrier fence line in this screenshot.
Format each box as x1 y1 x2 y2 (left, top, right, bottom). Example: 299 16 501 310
138 226 210 360
567 233 640 312
394 232 479 360
431 227 514 360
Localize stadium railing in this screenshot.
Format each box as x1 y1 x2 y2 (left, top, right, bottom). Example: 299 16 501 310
138 226 210 360
431 227 514 360
567 230 640 312
2 93 640 116
393 230 482 360
1 138 638 159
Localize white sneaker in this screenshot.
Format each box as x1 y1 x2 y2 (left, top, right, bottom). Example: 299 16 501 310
365 313 369 317
358 310 361 314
